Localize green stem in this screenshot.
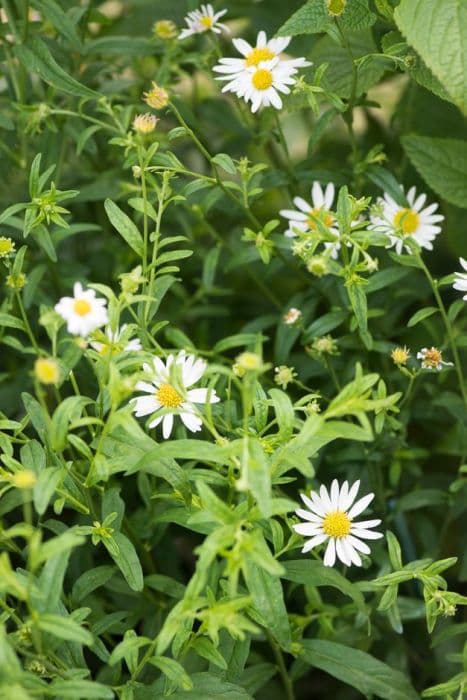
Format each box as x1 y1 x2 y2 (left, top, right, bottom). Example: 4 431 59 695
417 253 467 406
137 143 149 280
15 291 40 353
335 19 358 164
265 629 295 700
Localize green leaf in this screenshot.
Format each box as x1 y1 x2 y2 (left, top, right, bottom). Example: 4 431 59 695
192 637 228 670
72 565 116 602
31 0 82 50
104 199 144 256
211 153 237 175
104 531 144 592
14 38 99 99
37 613 93 645
245 440 272 518
243 559 291 650
282 560 366 613
33 466 62 515
401 134 467 208
278 0 375 36
395 0 467 114
48 679 114 698
407 306 438 327
153 672 253 699
300 639 419 700
149 656 193 691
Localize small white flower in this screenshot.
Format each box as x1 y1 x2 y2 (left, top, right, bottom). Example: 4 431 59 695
370 186 444 254
453 258 467 300
55 282 108 337
417 347 453 371
280 182 346 259
216 56 300 113
283 307 302 325
131 350 220 439
179 4 227 39
293 479 383 567
90 324 142 354
213 30 310 82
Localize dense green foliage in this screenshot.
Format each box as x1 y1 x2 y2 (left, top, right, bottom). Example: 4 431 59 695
0 1 466 699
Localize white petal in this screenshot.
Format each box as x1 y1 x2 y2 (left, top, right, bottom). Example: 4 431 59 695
338 480 349 510
311 181 324 208
302 533 327 553
352 518 381 529
300 492 326 517
162 413 174 439
180 411 202 432
148 415 163 429
132 395 160 417
350 528 383 540
324 182 335 209
136 381 156 394
330 479 340 509
335 538 351 566
342 539 362 566
187 387 219 404
293 196 312 213
347 492 375 519
319 484 333 512
295 508 322 523
323 538 336 567
293 522 323 536
347 534 371 554
341 479 360 511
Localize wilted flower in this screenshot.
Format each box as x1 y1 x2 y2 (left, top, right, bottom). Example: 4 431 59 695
34 357 60 385
55 282 108 337
143 81 169 109
417 347 453 371
6 273 26 290
283 307 302 325
453 258 467 300
133 113 159 134
179 4 227 39
132 350 220 439
293 479 383 567
370 186 444 254
274 365 297 389
0 236 15 258
391 346 410 366
153 19 177 39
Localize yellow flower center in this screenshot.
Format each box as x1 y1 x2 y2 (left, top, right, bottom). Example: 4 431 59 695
12 470 37 489
34 358 60 385
322 511 351 538
200 15 213 28
245 47 275 67
252 68 273 91
393 208 419 235
307 208 334 230
156 383 183 408
73 299 92 316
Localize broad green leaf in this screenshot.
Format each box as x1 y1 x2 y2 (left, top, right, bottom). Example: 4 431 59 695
243 559 291 650
278 0 375 36
37 613 93 645
149 656 193 690
33 467 62 515
72 565 116 602
395 0 467 114
211 153 237 175
104 199 144 256
152 672 253 699
300 639 419 700
14 38 99 99
104 531 144 592
192 637 228 670
48 679 114 698
246 440 272 518
401 135 467 208
282 560 366 613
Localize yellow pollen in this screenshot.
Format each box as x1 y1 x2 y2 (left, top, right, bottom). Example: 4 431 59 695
73 299 92 316
393 208 419 235
252 68 273 91
307 208 334 230
322 511 351 538
423 348 442 368
245 47 275 67
156 383 183 408
200 15 213 28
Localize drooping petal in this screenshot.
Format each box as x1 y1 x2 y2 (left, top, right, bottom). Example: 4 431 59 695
162 413 174 439
323 538 336 567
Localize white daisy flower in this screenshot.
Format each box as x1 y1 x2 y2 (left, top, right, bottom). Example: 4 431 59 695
90 324 142 355
178 4 227 39
216 56 300 113
131 350 220 439
293 479 383 567
453 258 467 300
213 30 310 83
55 282 108 337
370 186 444 254
417 347 453 371
280 182 345 259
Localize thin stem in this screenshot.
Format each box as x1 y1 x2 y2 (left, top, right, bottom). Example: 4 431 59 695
417 253 467 406
335 19 359 164
265 629 295 700
137 143 149 280
15 291 40 353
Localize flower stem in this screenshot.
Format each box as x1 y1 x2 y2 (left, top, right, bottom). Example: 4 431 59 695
265 629 296 700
